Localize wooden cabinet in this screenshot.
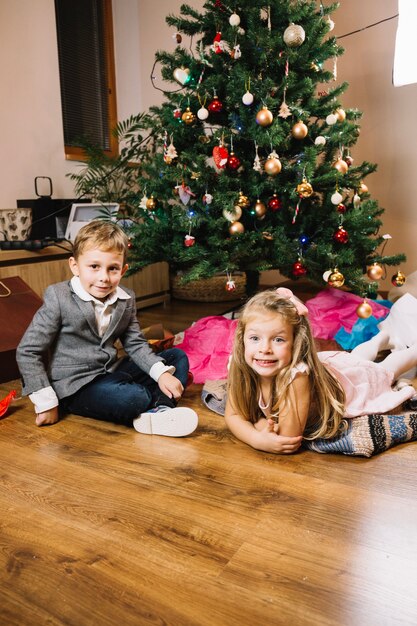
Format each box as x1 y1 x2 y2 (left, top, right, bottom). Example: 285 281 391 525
0 246 170 308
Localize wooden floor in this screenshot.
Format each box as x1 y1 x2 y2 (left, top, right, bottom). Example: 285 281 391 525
2 290 417 626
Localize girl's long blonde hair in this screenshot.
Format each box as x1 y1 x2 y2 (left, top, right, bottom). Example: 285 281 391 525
227 289 346 440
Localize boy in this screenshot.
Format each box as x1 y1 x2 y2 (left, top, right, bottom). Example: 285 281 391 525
16 220 198 436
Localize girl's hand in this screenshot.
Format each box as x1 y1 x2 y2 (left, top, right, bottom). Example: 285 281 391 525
255 419 302 454
158 372 184 400
35 406 59 426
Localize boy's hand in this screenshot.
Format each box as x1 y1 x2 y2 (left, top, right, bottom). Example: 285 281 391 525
158 372 184 400
35 406 59 427
256 419 302 454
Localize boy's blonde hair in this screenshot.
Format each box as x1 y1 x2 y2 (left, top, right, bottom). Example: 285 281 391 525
72 220 129 264
228 289 346 440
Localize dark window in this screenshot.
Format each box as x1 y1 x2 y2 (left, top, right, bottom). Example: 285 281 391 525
54 0 118 161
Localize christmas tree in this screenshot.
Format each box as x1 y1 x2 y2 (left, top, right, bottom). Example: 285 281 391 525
122 0 406 299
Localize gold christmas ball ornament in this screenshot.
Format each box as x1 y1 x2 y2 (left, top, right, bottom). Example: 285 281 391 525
283 23 306 47
262 231 274 241
223 206 242 222
146 195 157 210
181 107 196 124
297 179 313 198
391 271 406 287
359 182 369 194
335 108 346 122
328 268 345 288
237 192 250 208
292 121 308 139
229 221 245 235
367 263 384 281
254 199 267 218
356 300 373 319
256 106 274 127
333 158 349 175
264 152 282 176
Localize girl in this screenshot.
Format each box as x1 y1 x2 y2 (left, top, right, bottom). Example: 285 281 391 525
225 287 417 454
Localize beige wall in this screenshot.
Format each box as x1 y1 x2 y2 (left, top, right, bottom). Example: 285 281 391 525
0 0 415 289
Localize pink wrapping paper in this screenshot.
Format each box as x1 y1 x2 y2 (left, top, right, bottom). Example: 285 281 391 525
306 288 390 339
175 316 238 383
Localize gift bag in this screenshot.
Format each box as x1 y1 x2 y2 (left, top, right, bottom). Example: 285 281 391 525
0 276 42 382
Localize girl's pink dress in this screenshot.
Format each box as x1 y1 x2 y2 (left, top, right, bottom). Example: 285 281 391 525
317 351 415 417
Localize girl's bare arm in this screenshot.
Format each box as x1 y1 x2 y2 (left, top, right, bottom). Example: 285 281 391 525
224 397 302 454
277 373 311 437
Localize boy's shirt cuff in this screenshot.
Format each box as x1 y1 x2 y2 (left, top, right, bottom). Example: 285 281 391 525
29 386 59 413
149 361 176 382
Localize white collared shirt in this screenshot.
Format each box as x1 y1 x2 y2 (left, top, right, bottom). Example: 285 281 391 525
30 278 174 413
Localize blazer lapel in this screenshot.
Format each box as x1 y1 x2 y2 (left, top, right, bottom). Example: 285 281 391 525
102 298 127 341
71 290 99 337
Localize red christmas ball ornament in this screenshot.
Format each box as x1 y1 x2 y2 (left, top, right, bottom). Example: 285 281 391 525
227 152 241 170
268 194 282 211
345 155 354 167
184 235 195 247
336 203 346 214
292 260 307 277
208 97 223 113
173 108 182 119
333 226 349 244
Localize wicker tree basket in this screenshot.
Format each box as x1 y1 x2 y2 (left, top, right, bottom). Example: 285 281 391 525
170 273 246 302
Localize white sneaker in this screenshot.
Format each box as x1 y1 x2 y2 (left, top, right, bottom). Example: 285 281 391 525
133 406 198 437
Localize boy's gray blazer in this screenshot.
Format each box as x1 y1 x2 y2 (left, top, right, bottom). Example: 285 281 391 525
16 281 164 399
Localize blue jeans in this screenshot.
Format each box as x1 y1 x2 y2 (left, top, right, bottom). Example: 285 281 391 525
61 348 190 427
